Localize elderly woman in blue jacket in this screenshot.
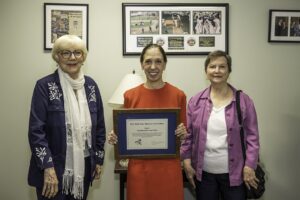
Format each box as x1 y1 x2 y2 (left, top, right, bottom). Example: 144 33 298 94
28 35 106 200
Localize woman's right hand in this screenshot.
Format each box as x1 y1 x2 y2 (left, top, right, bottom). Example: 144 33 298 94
183 159 196 189
42 167 58 198
107 130 118 145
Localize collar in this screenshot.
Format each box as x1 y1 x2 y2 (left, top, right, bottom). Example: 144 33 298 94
200 83 239 102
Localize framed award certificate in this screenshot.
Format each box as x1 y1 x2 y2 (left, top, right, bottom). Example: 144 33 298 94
113 108 180 159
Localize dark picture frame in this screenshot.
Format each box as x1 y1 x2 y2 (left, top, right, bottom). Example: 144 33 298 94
44 3 89 50
268 9 300 43
113 108 180 159
122 3 229 55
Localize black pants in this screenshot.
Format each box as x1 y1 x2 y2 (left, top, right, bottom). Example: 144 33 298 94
195 171 246 200
36 157 91 200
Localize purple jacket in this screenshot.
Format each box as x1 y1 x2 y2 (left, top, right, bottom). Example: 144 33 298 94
180 85 259 186
28 70 106 189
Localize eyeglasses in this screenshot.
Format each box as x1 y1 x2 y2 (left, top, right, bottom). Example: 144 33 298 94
59 50 83 59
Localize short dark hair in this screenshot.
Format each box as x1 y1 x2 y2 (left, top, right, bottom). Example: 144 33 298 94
204 50 232 73
140 44 167 64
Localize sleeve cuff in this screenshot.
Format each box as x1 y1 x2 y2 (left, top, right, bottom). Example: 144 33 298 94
95 150 105 165
33 146 54 169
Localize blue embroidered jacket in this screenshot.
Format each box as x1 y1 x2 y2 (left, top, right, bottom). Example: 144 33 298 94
28 70 106 188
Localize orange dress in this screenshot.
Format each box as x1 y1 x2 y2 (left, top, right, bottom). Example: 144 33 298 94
124 83 187 200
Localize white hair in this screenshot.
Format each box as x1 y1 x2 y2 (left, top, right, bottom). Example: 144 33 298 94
51 35 88 62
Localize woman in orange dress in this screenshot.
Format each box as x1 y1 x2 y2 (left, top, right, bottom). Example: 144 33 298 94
108 44 187 200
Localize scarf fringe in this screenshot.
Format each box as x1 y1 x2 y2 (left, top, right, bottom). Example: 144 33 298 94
62 169 74 195
62 170 84 199
72 176 84 199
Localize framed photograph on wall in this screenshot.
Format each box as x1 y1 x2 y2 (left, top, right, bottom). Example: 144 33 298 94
122 3 229 55
44 3 89 50
268 9 300 43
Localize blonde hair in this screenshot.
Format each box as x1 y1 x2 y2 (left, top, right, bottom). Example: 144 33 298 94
51 35 88 62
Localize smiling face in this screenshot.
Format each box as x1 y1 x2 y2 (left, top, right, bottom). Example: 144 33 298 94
57 48 84 79
52 35 87 79
206 56 230 85
141 47 166 86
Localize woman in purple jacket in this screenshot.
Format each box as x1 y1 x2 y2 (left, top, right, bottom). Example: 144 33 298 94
28 35 106 200
180 50 260 200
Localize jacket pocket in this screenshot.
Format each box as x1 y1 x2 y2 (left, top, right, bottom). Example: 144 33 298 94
47 105 64 112
47 105 65 129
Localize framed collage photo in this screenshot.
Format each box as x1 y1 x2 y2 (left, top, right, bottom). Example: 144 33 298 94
113 108 180 159
122 3 229 55
268 9 300 43
44 3 89 50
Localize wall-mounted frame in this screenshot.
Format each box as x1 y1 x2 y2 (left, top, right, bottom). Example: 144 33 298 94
268 10 300 43
122 3 229 55
44 3 89 50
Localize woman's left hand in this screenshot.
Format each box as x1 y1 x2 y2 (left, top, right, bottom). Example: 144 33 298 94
93 164 102 180
243 166 259 189
175 123 187 141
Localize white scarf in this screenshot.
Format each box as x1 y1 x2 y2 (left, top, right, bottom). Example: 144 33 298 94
58 68 92 199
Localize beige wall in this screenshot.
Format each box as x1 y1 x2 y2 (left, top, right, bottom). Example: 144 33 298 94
0 0 299 199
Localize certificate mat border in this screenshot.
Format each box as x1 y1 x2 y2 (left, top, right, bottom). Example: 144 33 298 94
113 108 180 159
